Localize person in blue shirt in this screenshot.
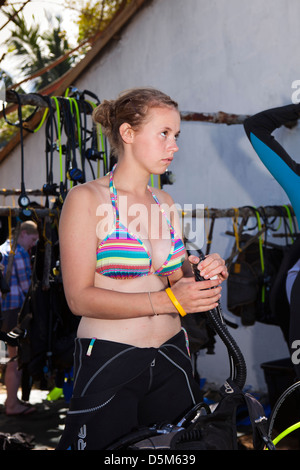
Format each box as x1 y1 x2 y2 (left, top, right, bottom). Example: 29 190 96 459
0 220 38 415
244 104 300 377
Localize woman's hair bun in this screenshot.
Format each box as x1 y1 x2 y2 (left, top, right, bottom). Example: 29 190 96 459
92 100 115 131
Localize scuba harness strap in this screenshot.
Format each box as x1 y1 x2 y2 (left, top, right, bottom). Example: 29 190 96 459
3 91 33 215
51 96 66 204
58 96 84 185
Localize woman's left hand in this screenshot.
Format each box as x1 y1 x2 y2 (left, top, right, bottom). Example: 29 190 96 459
188 253 228 282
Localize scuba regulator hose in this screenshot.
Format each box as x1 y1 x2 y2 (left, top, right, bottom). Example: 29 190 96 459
192 260 247 390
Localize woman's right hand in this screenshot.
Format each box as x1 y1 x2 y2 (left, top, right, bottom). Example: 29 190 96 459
169 276 222 314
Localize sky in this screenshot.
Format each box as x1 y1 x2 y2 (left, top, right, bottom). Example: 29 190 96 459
0 0 79 85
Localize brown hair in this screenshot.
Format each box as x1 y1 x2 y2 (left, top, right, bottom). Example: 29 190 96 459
92 87 178 154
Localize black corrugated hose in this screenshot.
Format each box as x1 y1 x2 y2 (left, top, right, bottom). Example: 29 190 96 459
192 262 247 390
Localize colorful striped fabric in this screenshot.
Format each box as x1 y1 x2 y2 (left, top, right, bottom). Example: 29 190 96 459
96 166 186 279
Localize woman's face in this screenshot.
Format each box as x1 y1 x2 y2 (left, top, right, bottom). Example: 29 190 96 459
130 106 181 174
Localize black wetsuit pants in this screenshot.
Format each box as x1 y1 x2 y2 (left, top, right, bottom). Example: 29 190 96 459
56 330 202 450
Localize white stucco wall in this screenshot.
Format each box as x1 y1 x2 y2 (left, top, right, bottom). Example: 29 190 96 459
2 0 300 391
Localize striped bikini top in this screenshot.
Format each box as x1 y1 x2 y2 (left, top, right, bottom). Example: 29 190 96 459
96 166 186 279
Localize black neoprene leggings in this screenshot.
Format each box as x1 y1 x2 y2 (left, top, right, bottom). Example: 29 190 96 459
56 329 202 450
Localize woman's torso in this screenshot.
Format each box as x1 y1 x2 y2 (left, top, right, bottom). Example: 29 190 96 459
76 168 185 347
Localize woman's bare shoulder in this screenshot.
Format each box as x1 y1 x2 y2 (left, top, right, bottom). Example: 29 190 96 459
150 186 176 206
64 175 110 205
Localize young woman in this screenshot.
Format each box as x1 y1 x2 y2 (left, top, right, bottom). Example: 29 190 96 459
57 88 228 450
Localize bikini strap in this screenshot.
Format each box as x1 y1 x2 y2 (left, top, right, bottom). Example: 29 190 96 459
109 164 119 219
148 186 175 235
111 167 175 237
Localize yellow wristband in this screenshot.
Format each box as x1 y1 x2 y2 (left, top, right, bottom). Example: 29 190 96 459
165 287 187 317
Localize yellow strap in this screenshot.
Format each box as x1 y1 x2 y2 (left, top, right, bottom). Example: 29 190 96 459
33 107 49 133
232 207 241 252
42 218 52 246
283 204 294 244
165 287 187 317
